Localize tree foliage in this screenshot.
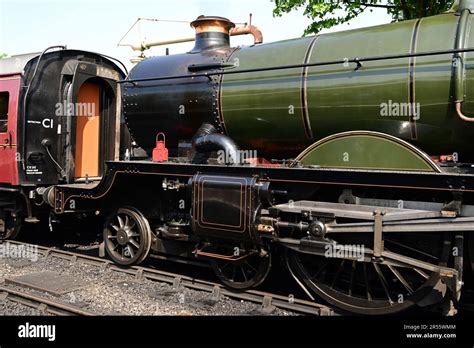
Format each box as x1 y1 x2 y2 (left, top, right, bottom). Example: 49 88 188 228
0 54 8 59
273 0 457 35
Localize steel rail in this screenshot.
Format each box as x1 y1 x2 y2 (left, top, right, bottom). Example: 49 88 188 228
2 240 335 316
0 285 96 316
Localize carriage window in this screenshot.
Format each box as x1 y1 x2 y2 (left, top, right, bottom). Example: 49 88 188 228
0 92 9 133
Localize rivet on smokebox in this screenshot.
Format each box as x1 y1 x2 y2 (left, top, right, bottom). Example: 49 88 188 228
152 132 169 162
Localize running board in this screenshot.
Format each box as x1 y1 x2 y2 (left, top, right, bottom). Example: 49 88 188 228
268 200 474 259
270 200 471 222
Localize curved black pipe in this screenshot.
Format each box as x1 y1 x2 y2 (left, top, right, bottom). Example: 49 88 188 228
193 123 218 139
192 123 239 165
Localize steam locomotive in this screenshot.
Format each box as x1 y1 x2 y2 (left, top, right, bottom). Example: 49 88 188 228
2 1 474 315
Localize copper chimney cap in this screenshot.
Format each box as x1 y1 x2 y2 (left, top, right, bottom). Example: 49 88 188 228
190 15 236 35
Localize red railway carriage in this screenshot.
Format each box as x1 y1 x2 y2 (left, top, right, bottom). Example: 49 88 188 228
0 54 32 186
0 77 19 186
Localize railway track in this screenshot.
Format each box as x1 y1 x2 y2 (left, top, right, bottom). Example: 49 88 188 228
1 240 335 316
0 284 97 316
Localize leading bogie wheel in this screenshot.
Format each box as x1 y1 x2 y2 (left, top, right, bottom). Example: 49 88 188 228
104 208 152 266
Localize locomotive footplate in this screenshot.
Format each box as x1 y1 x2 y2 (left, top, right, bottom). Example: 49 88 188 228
50 161 474 215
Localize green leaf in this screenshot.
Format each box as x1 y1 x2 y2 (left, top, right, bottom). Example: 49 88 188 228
273 0 455 35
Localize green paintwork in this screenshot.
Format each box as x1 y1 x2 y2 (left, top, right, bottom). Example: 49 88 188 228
220 37 314 157
221 12 474 163
305 17 416 143
295 131 440 172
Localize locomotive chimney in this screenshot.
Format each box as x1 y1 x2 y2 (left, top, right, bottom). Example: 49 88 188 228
190 15 235 53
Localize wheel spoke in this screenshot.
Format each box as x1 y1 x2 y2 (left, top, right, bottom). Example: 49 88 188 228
413 268 430 280
363 263 372 301
385 238 439 261
108 235 118 240
212 252 271 290
330 259 345 289
311 260 330 281
387 265 414 294
117 215 124 229
129 238 140 249
348 260 356 296
125 215 130 229
243 261 257 273
127 246 135 258
221 262 232 271
110 224 119 232
373 263 393 304
240 266 248 282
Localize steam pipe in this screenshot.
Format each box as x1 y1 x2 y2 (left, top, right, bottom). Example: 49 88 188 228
130 21 264 64
230 25 263 44
454 8 474 122
192 124 240 165
137 25 263 50
455 102 474 122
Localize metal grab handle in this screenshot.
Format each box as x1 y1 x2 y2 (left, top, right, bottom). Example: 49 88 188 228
156 132 166 144
454 9 474 122
456 102 474 122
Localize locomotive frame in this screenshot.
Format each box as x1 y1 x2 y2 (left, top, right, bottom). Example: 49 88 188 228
49 154 474 314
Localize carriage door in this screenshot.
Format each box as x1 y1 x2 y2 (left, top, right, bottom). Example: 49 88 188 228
74 82 100 179
0 77 20 185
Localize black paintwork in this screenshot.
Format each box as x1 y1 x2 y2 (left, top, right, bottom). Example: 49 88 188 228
54 160 474 217
18 50 125 186
123 46 236 156
191 174 257 242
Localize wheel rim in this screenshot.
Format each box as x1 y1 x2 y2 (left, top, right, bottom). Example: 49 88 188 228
287 232 451 315
0 214 22 240
104 208 152 266
212 252 271 290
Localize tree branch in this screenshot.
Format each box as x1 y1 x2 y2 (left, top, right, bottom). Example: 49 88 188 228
343 1 397 9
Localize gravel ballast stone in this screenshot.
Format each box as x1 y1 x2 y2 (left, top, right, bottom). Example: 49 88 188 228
0 249 299 316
